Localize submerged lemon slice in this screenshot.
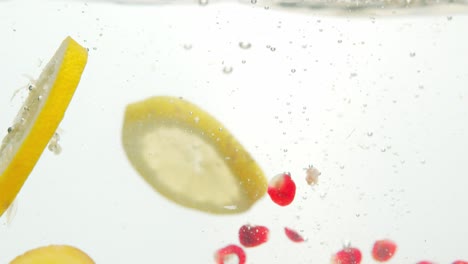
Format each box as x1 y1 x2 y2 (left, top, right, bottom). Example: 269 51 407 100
10 245 95 264
0 37 88 217
122 96 267 214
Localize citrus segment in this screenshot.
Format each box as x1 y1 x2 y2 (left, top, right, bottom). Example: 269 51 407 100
0 37 88 216
122 96 267 214
9 245 94 264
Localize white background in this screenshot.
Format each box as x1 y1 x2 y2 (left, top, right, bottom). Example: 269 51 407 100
1 0 468 263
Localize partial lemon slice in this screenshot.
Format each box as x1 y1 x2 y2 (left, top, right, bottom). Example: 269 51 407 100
122 96 267 214
0 37 88 217
10 245 95 264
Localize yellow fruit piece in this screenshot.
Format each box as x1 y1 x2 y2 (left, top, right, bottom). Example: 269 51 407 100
122 96 267 214
0 37 88 216
9 245 94 264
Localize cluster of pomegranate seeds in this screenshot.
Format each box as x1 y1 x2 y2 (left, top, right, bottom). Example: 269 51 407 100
284 227 305 242
214 167 467 263
332 247 362 264
371 239 397 262
214 244 246 264
267 172 296 206
238 224 269 248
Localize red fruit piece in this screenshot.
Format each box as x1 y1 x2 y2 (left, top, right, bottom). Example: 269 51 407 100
238 224 269 247
332 247 362 264
453 261 468 264
267 173 296 206
284 227 305 242
372 239 397 262
214 244 246 264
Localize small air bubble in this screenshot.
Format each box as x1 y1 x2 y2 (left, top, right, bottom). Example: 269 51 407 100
270 47 276 51
367 132 373 137
337 40 343 43
283 149 288 152
251 0 257 3
239 42 251 49
241 60 246 64
198 0 209 6
37 95 43 101
447 16 453 21
409 52 416 57
194 117 200 123
183 44 192 50
339 164 345 169
420 159 426 165
291 69 296 73
7 127 12 133
28 85 34 91
222 66 233 74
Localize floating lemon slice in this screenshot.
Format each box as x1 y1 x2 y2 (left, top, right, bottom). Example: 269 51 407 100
0 37 88 217
10 245 95 264
122 96 267 214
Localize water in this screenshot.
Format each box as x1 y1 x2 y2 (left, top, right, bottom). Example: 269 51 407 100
1 0 468 263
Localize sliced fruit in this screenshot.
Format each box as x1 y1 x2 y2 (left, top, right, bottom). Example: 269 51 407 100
9 245 94 264
371 239 397 262
238 224 269 247
267 172 296 206
284 227 305 243
0 37 88 217
331 247 362 264
122 96 267 214
214 244 246 264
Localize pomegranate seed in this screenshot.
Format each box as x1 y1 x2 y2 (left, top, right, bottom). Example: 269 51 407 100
284 227 305 242
453 261 468 264
267 173 296 206
371 239 397 262
416 261 434 264
214 244 246 264
332 247 362 264
238 224 269 247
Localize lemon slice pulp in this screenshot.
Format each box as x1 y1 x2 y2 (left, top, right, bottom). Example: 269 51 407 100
10 245 95 264
122 96 267 214
0 37 88 216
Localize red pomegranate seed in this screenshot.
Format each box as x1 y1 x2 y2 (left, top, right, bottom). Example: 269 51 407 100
284 227 305 242
267 172 296 206
416 261 433 264
332 247 362 264
214 244 246 264
453 261 468 264
371 239 397 262
238 224 269 247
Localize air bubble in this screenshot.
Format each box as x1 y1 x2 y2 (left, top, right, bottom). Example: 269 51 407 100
183 44 192 50
291 69 296 73
198 0 208 5
409 52 416 57
239 42 251 49
367 132 373 137
222 66 233 74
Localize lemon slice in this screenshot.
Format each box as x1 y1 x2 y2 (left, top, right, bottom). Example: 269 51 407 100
122 96 267 214
10 245 94 264
0 37 88 217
